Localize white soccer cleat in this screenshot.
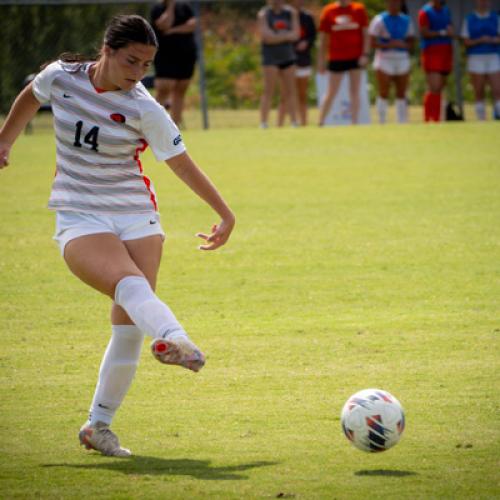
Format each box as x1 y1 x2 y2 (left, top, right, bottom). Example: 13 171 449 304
151 335 205 372
79 421 131 457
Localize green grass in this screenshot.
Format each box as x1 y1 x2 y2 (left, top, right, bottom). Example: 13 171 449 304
1 119 499 499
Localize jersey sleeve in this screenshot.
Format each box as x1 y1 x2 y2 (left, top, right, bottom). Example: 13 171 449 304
368 15 382 37
407 18 415 37
418 10 430 29
140 100 186 161
357 6 369 28
460 18 469 38
319 6 331 33
31 61 62 104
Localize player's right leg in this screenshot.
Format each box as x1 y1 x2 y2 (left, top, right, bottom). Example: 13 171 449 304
318 71 343 126
154 78 174 110
63 233 205 372
260 65 279 127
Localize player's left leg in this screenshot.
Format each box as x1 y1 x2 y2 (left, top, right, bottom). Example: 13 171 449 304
375 69 391 124
295 75 310 126
169 79 191 126
394 72 410 123
279 65 299 126
348 69 362 124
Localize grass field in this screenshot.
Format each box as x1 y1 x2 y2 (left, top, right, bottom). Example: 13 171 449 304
0 117 499 499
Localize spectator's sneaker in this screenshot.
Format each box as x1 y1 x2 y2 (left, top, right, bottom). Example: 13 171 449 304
79 421 131 457
151 335 205 372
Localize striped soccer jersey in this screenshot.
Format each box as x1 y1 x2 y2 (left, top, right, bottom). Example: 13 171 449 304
32 61 186 214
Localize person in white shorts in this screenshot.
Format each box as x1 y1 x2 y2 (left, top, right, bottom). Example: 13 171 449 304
0 15 235 457
369 0 415 123
461 0 500 120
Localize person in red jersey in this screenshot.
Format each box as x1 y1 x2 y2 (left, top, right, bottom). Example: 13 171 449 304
418 0 454 122
317 0 370 125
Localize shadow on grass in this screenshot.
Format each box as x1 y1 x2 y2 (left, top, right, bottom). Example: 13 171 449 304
42 456 277 480
355 469 417 477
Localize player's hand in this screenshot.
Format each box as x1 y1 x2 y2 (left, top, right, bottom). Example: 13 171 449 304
317 60 326 74
0 142 11 168
196 215 235 251
296 40 308 52
358 55 369 68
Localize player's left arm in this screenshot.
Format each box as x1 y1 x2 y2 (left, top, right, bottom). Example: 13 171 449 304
358 8 370 67
166 152 235 251
0 83 41 168
166 17 196 35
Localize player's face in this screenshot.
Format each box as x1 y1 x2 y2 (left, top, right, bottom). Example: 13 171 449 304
107 43 156 91
475 0 490 10
387 0 402 13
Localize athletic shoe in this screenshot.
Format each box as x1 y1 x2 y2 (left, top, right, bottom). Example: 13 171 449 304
151 335 205 372
79 421 131 457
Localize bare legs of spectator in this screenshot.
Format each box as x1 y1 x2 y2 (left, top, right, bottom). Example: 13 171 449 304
319 69 361 126
295 75 309 126
469 72 500 120
375 71 410 124
154 78 191 126
260 66 279 128
276 66 298 127
424 72 447 122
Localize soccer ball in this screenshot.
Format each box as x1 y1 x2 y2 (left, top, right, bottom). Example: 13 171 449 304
341 388 405 453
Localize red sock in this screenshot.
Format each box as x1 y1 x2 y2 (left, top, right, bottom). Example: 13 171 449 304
424 92 433 122
430 93 441 122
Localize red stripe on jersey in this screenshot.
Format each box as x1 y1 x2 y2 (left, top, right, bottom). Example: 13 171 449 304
134 139 158 211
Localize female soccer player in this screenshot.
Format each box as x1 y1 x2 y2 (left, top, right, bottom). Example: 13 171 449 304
317 0 370 126
461 0 500 120
418 0 454 122
369 0 415 124
258 0 300 128
0 15 235 457
151 0 197 126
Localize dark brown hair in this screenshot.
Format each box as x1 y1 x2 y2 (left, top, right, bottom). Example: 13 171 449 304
52 14 157 66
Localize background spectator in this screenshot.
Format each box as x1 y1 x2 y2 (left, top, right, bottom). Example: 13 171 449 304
317 0 370 126
258 0 300 128
151 0 197 126
418 0 454 122
461 0 500 120
369 0 415 123
278 0 317 126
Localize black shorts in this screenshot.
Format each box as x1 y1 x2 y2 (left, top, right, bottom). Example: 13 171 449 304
328 59 360 73
154 51 197 80
263 59 296 70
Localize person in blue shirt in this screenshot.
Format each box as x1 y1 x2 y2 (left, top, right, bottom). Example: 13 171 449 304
369 0 415 123
461 0 500 120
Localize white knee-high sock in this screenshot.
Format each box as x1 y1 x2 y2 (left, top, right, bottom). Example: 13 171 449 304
396 99 408 123
89 325 144 425
115 276 186 340
475 101 486 121
376 97 388 124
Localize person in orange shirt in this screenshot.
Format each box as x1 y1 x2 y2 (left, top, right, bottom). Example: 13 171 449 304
317 0 370 125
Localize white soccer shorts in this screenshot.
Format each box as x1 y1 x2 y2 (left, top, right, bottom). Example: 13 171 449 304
373 55 411 76
467 54 500 75
54 211 166 255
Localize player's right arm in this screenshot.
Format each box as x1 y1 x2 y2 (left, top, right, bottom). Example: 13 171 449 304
0 83 41 168
257 8 296 45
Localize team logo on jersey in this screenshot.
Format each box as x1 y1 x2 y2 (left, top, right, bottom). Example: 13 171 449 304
173 134 182 146
110 113 126 124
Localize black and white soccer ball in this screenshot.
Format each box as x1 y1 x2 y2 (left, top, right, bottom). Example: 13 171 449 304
341 389 405 452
